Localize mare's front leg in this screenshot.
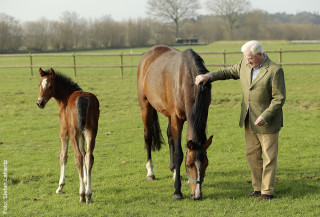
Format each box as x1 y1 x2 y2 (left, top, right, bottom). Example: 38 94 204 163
171 115 184 200
167 118 182 181
56 128 69 194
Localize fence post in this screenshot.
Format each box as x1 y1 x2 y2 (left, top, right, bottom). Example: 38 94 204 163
72 52 77 77
29 52 33 76
279 48 282 67
223 50 226 67
130 49 133 74
120 52 124 77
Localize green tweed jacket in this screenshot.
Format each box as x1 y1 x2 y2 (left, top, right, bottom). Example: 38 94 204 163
210 56 286 134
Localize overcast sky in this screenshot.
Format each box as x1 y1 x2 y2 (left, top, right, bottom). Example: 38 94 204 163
1 0 319 22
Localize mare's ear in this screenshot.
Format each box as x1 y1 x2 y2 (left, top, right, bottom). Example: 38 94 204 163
204 135 213 150
39 68 46 77
187 140 195 150
49 68 55 78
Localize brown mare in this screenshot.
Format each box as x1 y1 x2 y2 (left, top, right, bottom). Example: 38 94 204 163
36 68 99 204
137 45 213 200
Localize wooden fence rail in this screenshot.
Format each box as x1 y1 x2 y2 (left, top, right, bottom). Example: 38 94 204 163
0 49 319 76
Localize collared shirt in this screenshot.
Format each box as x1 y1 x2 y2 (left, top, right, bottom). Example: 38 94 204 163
251 53 267 82
251 53 267 124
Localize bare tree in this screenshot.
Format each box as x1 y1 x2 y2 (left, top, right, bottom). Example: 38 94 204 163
182 16 225 43
127 18 152 47
0 13 23 52
23 18 51 51
206 0 251 39
59 11 87 50
146 0 200 39
89 16 114 48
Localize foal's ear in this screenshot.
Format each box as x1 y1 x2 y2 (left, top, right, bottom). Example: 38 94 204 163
204 135 213 150
39 68 46 77
187 140 195 150
49 68 55 78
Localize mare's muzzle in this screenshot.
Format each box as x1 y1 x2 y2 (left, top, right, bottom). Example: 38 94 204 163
191 192 202 200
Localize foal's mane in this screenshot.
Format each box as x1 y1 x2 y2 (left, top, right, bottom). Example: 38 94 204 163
42 69 82 92
184 49 212 147
55 72 82 92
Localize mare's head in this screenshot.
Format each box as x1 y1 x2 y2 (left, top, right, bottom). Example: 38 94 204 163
36 68 56 109
185 136 213 200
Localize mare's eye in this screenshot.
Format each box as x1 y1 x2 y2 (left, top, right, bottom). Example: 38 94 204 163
186 164 191 169
49 85 53 89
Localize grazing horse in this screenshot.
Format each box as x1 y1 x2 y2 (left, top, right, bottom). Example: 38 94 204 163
137 45 213 200
36 68 99 204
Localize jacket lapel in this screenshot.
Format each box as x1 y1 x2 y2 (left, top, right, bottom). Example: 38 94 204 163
249 57 270 89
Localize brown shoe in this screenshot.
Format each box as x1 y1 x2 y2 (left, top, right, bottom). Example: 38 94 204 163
258 194 274 200
248 191 261 196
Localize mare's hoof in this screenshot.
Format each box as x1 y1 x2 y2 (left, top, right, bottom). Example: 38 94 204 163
172 193 183 200
146 175 156 181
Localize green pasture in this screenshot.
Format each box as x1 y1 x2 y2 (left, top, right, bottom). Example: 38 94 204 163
0 41 320 216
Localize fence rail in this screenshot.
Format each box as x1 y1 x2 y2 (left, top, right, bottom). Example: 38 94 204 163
0 49 319 76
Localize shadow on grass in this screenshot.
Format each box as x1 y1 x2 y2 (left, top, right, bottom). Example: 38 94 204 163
201 168 320 200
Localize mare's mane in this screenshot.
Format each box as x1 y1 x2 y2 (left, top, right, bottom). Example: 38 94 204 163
183 48 209 76
183 49 211 148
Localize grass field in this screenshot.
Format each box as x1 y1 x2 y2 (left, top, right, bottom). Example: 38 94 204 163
1 41 320 216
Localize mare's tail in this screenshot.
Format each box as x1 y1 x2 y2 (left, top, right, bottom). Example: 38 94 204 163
148 109 164 151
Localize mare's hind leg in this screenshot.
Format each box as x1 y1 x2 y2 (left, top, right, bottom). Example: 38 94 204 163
142 103 156 180
56 130 69 194
167 118 176 180
70 132 86 203
84 130 96 204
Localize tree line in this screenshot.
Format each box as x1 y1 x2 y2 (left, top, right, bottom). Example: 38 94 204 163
1 4 320 53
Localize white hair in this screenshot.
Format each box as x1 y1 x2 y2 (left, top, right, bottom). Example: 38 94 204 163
241 40 264 55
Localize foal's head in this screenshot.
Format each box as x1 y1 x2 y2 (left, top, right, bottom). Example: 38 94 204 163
185 136 212 200
36 68 56 109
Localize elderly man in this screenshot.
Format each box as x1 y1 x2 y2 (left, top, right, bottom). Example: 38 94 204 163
195 40 286 200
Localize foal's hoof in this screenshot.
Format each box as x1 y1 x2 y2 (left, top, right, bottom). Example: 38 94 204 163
80 194 86 203
56 187 63 194
172 193 183 200
86 195 92 204
146 175 156 181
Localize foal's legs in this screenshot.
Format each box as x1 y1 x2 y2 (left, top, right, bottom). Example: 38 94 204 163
56 130 69 194
79 134 87 186
70 131 86 203
84 130 96 204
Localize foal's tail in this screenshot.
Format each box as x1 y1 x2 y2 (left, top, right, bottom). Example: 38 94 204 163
149 109 164 151
78 96 89 131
